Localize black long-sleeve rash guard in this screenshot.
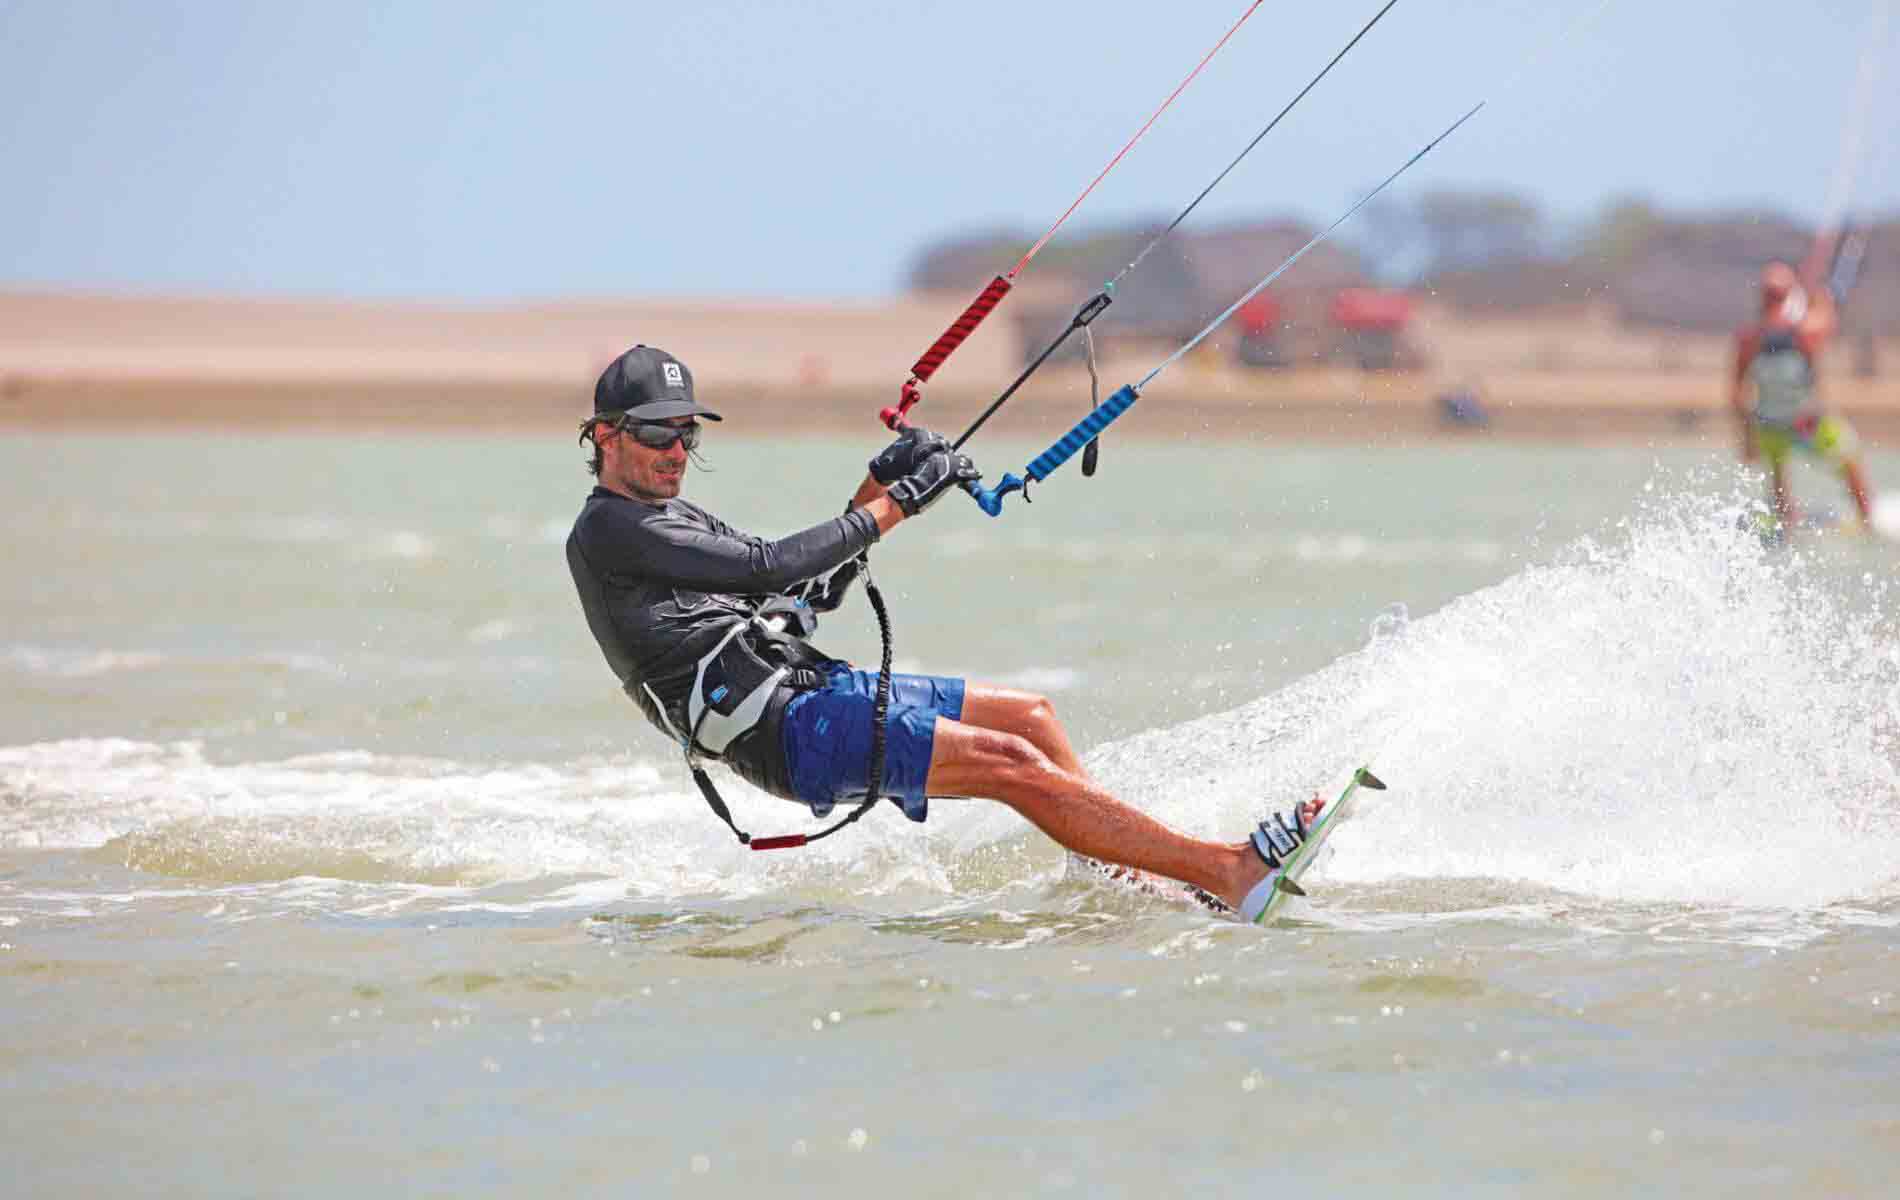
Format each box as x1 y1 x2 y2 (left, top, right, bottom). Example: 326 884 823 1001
565 486 879 745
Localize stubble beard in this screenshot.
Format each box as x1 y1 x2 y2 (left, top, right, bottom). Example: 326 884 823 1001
623 461 682 504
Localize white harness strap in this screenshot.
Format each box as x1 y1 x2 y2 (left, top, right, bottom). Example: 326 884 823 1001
684 618 789 756
643 681 688 747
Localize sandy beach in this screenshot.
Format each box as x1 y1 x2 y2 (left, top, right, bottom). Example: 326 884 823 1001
4 288 1900 445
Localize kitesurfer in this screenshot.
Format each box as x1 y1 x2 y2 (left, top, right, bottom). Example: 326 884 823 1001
565 345 1319 920
1730 243 1878 533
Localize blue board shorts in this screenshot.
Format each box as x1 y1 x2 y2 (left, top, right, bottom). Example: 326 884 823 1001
779 663 966 822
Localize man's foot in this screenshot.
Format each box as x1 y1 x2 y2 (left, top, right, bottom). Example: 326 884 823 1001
1218 793 1325 911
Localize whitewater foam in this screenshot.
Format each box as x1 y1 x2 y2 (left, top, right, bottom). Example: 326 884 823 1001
1090 484 1900 909
0 736 984 903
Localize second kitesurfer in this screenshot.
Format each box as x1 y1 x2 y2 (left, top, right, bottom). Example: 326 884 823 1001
1731 241 1879 533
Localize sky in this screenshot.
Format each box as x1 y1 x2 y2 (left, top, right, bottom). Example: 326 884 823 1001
3 0 1897 301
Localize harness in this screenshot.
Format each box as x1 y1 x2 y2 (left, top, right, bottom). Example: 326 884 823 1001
652 557 898 852
683 618 798 756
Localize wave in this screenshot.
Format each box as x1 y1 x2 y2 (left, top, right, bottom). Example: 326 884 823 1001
929 527 1505 569
3 646 170 678
3 644 345 679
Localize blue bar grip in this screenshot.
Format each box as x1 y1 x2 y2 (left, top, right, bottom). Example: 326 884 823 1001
964 384 1140 517
1026 385 1138 481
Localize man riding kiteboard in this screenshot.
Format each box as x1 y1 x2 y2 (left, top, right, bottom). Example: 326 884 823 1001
1730 235 1879 534
565 344 1321 922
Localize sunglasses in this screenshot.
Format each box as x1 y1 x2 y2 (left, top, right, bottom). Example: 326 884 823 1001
615 419 702 452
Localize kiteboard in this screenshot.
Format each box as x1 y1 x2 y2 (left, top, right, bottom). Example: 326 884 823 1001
1244 764 1384 924
1749 495 1900 546
1873 494 1900 542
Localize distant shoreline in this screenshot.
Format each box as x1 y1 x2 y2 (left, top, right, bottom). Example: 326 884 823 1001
13 375 1900 449
4 288 1898 446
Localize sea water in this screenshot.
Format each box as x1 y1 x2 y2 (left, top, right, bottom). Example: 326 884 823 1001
3 429 1898 1197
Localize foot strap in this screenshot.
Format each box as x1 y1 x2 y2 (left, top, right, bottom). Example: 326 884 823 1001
1248 809 1308 870
1238 808 1311 924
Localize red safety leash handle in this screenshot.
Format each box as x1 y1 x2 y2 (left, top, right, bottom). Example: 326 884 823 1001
748 834 810 852
879 379 924 431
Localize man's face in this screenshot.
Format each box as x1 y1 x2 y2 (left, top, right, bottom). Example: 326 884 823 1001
601 417 695 502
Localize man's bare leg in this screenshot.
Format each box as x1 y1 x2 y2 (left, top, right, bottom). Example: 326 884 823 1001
1843 458 1875 523
1771 458 1797 527
956 686 1195 895
925 717 1320 910
957 686 1086 776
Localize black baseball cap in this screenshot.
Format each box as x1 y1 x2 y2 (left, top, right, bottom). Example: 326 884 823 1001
592 345 723 422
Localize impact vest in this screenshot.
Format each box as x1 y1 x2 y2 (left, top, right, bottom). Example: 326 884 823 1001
1748 328 1813 427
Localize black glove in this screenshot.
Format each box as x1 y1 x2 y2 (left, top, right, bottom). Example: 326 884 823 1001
869 426 951 485
886 448 980 517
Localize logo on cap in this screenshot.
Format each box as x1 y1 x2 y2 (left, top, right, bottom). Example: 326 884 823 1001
662 362 685 388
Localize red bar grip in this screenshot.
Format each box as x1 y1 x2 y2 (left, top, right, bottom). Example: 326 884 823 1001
748 834 809 851
910 275 1013 381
